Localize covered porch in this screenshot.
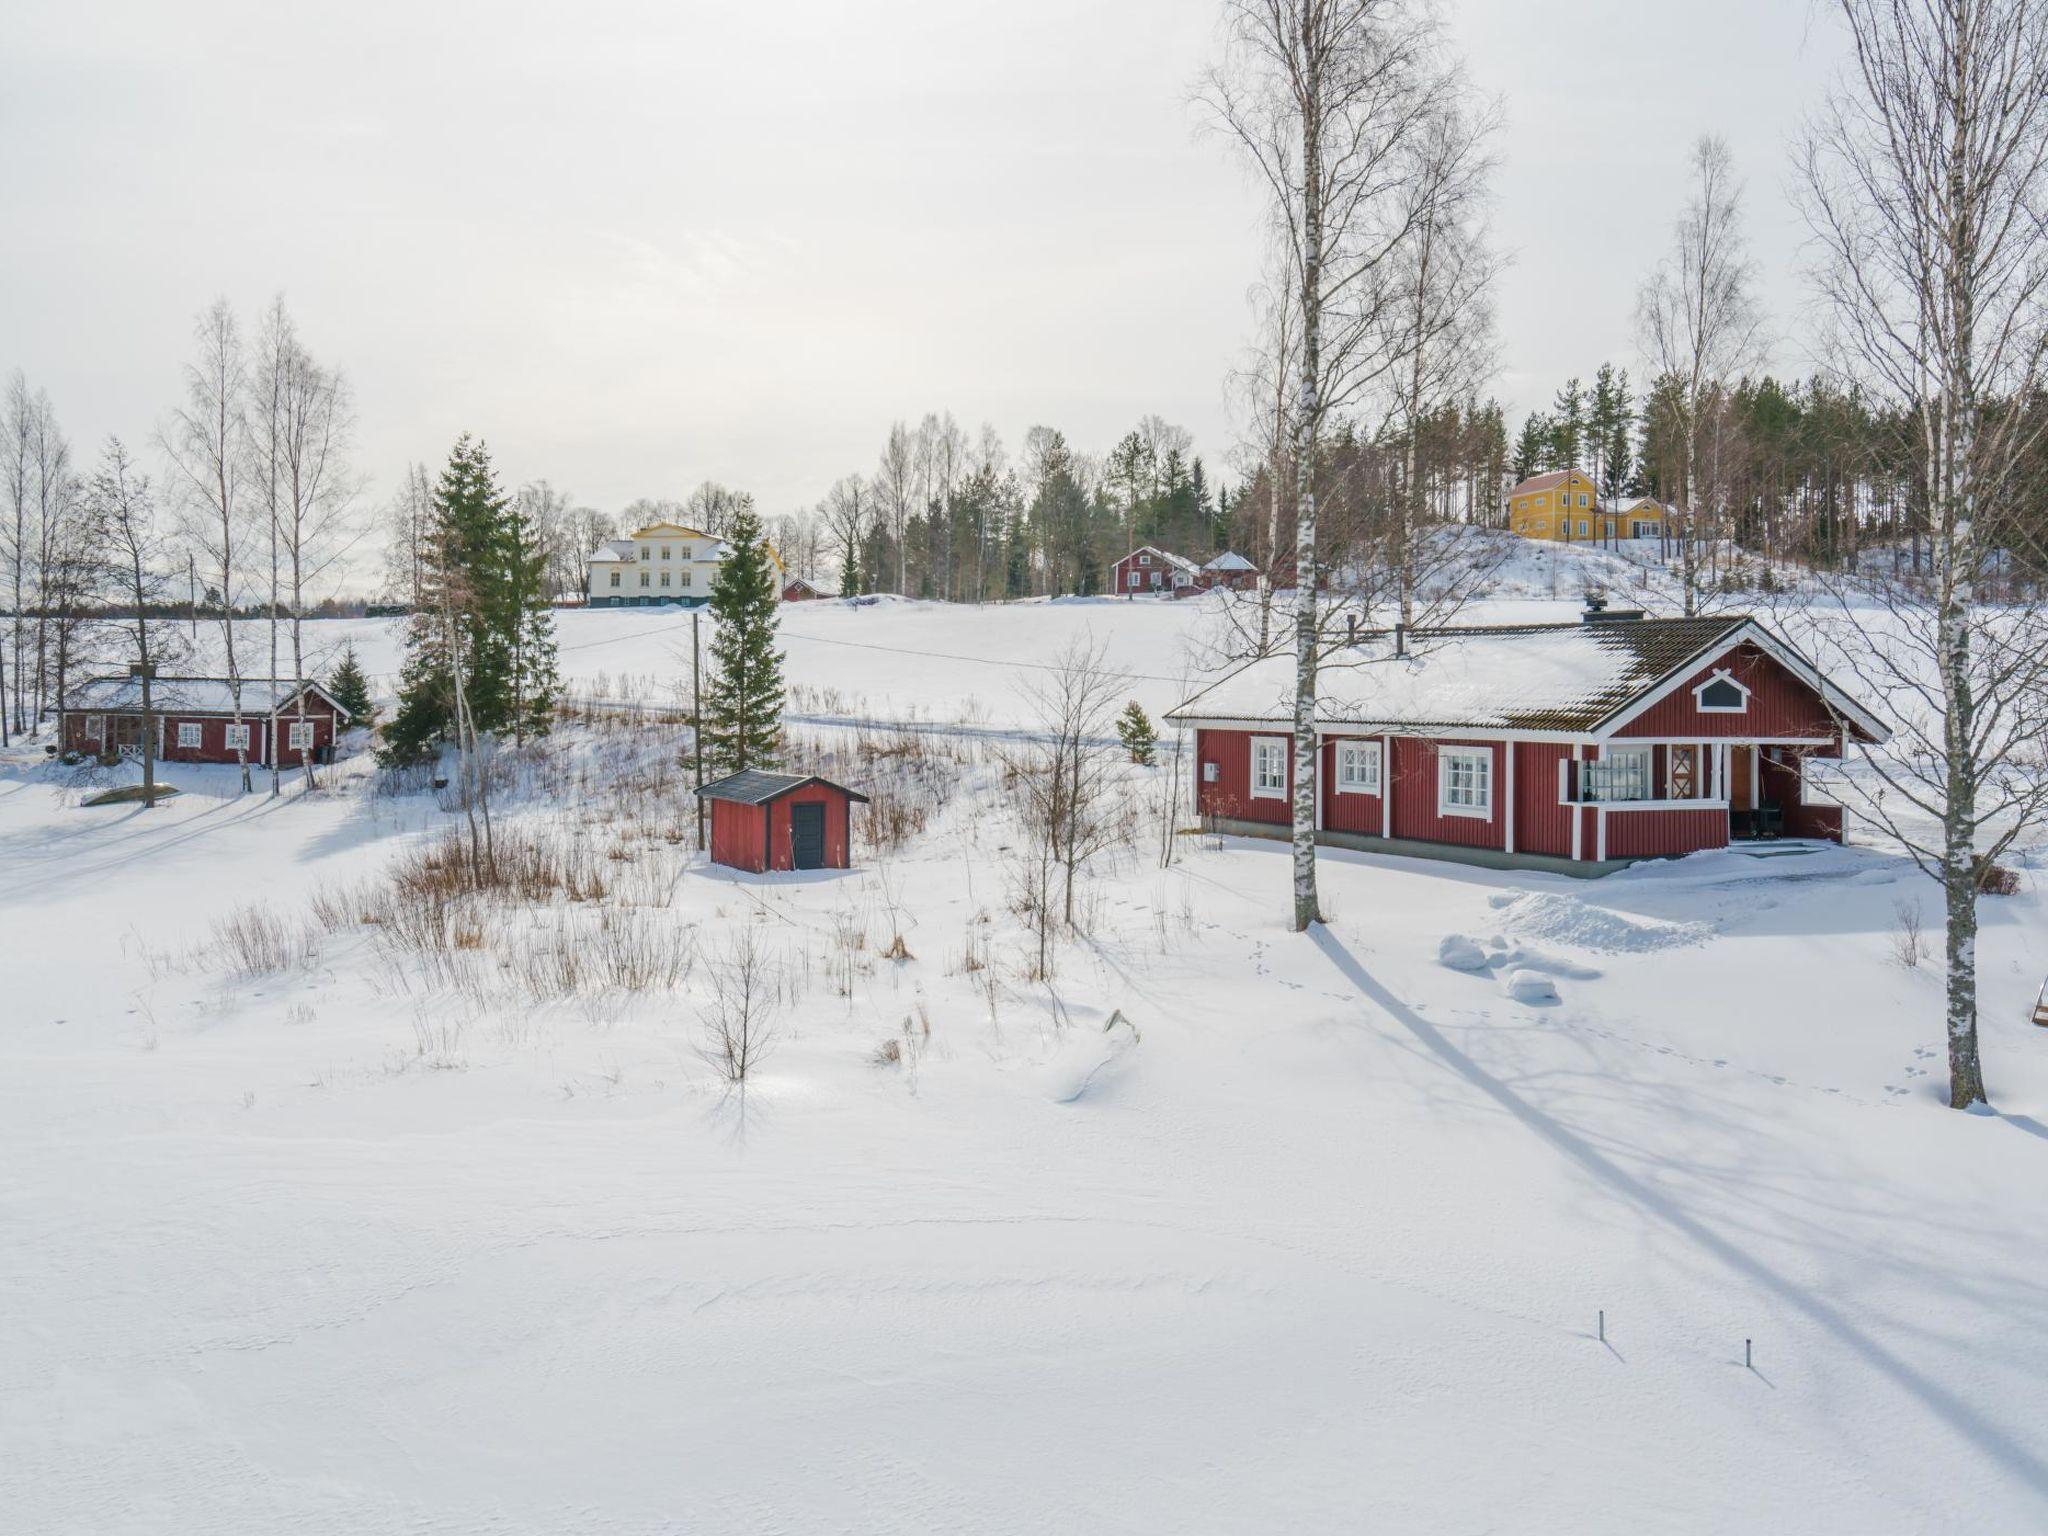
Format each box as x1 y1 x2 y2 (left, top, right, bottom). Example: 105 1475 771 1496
1565 740 1842 844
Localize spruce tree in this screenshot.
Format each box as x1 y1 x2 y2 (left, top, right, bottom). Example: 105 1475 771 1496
701 503 785 775
1116 701 1157 766
326 643 375 724
380 434 555 763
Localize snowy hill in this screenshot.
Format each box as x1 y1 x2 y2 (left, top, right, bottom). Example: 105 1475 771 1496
5 580 2048 1532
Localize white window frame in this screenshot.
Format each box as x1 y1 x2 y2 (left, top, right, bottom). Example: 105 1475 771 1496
1437 748 1492 818
176 721 203 749
1138 552 1152 566
609 571 621 588
84 713 103 739
224 722 251 751
287 720 314 750
1250 736 1289 800
639 571 651 587
1582 745 1652 803
660 544 672 559
660 570 671 587
679 570 692 588
1335 740 1381 794
1692 667 1752 714
1128 571 1141 589
639 545 650 561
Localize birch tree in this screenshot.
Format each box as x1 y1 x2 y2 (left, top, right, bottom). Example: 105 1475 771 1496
89 440 175 809
161 300 256 790
1205 0 1450 930
1636 135 1768 616
820 473 870 596
1795 0 2048 1108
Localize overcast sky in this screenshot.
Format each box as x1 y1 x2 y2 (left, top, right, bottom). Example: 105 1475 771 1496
3 0 1844 529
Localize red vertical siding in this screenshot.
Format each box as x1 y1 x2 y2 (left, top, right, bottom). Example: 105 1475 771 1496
1195 728 1291 826
1320 735 1383 834
1612 643 1840 740
764 783 855 870
1388 738 1504 849
1604 808 1728 860
710 800 767 872
1512 742 1573 856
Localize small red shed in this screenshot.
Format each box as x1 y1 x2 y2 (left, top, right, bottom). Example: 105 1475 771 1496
700 769 868 873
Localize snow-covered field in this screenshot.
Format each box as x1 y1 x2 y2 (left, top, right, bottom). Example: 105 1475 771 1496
7 573 2048 1532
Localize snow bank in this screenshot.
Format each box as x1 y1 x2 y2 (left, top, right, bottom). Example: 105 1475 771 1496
1490 890 1712 952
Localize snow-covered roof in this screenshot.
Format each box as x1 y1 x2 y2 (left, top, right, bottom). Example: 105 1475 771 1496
698 770 869 806
590 539 638 562
1203 551 1257 572
1601 496 1668 517
1125 546 1199 576
1170 616 1771 735
63 676 345 718
588 534 733 568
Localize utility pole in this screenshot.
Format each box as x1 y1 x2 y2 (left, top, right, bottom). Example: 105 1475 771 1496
189 553 198 638
691 609 706 851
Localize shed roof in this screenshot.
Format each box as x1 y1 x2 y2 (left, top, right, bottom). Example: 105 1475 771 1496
1124 545 1200 576
63 675 348 719
1203 551 1257 572
1165 615 1887 741
697 769 870 806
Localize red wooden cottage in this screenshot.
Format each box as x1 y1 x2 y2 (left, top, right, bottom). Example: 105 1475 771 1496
701 769 868 873
59 674 352 768
1197 551 1259 592
1165 605 1888 875
1111 545 1199 597
781 577 833 602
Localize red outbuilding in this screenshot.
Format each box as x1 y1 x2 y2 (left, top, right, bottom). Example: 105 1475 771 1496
59 674 351 768
1166 603 1889 876
781 577 833 602
701 769 869 873
1110 545 1198 597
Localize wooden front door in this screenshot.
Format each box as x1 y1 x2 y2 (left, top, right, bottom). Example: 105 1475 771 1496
1730 746 1755 810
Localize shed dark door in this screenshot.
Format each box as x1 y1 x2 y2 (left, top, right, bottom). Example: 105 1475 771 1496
791 802 826 869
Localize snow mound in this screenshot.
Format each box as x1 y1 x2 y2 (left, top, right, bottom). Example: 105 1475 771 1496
1438 934 1491 972
1043 1012 1140 1104
1494 891 1711 953
1503 969 1560 1005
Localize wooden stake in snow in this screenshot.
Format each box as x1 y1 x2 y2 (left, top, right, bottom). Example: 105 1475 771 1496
1598 1309 1605 1344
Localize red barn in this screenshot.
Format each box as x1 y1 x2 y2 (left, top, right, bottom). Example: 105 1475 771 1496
701 769 869 873
1110 545 1198 597
59 675 351 768
1166 604 1888 875
782 577 833 602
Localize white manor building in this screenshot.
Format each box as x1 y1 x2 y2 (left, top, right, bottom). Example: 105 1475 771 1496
586 521 784 608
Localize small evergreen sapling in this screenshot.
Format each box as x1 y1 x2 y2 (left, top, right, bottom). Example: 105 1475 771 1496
326 644 376 725
1116 700 1157 766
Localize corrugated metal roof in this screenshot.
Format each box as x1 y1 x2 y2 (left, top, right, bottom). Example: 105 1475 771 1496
1167 616 1753 734
697 769 870 805
62 676 343 717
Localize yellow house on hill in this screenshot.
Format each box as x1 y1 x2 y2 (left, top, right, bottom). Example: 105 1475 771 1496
1507 470 1669 543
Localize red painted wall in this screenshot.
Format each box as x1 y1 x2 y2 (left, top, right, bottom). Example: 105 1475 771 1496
1513 743 1573 856
1389 738 1504 849
1604 807 1728 860
1320 735 1384 834
1195 728 1291 826
763 782 855 870
60 698 338 766
1613 642 1840 741
710 800 768 872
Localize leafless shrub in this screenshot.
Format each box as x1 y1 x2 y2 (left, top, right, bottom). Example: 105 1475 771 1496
1891 897 1927 968
1976 861 2022 897
212 904 321 977
698 930 780 1085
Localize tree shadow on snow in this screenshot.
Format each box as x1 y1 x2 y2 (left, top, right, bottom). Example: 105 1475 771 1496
1307 923 2048 1502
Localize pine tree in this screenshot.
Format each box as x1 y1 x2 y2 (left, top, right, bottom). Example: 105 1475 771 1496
1511 413 1550 482
1549 378 1586 468
701 503 785 775
501 487 559 743
1115 700 1157 766
326 643 375 724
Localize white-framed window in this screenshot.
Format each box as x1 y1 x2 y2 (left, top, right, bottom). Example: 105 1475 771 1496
660 571 671 587
288 720 313 749
1578 492 1590 507
639 545 650 560
1150 570 1161 587
640 571 651 587
1139 552 1152 566
1335 740 1381 794
609 571 621 588
84 714 103 739
177 721 203 748
1581 746 1651 802
660 544 671 559
1437 747 1492 817
1128 571 1141 589
225 722 251 751
680 570 692 588
1251 736 1289 800
1693 667 1751 713
1577 519 1590 536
